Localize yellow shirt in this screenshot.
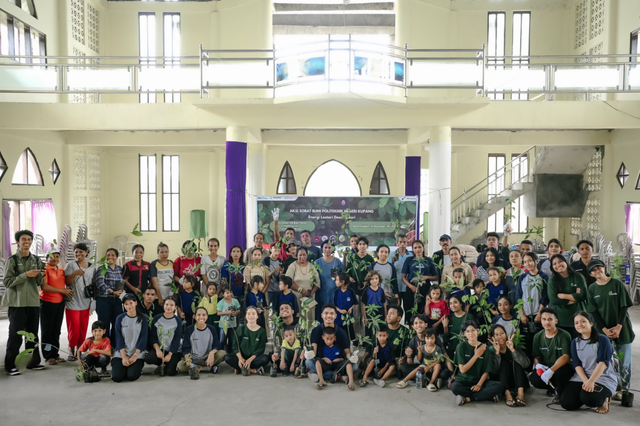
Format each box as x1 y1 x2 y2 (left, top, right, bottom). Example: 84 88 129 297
198 294 218 315
282 338 301 351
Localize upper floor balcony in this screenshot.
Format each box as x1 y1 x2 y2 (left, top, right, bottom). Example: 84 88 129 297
2 37 640 104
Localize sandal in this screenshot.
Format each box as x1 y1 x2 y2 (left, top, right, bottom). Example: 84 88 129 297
456 395 469 406
506 399 517 407
396 381 408 389
359 380 369 387
515 398 526 407
316 383 326 390
596 398 610 414
348 383 355 391
552 396 560 404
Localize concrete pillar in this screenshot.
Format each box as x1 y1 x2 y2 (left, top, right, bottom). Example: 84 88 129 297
543 217 559 243
428 126 452 255
246 143 265 248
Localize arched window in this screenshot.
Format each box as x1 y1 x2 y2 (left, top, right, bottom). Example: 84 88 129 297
276 161 297 194
304 160 361 196
49 159 60 185
0 152 7 182
12 148 43 186
369 161 390 195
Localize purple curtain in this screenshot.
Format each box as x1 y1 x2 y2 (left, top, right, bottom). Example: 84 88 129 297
226 141 247 251
624 203 632 235
405 156 421 239
2 200 11 257
31 199 58 249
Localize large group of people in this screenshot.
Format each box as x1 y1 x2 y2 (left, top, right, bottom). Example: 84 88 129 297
2 215 635 415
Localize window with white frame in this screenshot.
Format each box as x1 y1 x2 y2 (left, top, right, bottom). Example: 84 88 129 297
139 12 156 103
512 12 530 100
139 155 157 232
163 13 181 103
12 148 43 186
509 153 529 233
631 28 639 67
487 12 505 100
162 155 180 231
487 154 505 233
0 10 45 59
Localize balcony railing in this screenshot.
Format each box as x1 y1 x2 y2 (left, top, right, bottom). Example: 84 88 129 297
2 38 640 101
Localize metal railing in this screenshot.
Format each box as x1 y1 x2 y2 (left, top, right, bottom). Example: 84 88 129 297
451 146 536 226
2 41 640 100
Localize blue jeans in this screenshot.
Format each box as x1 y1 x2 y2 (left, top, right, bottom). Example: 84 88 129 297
96 297 123 346
305 358 358 380
613 342 632 390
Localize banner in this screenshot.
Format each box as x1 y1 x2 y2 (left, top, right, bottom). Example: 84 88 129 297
256 196 418 247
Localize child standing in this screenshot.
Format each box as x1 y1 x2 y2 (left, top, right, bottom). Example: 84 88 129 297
216 286 241 352
177 276 200 328
244 276 267 328
360 328 396 388
263 245 283 311
198 283 219 326
315 327 355 391
334 272 357 341
397 327 450 391
78 321 111 374
424 285 449 335
279 325 301 376
277 276 299 318
361 271 387 323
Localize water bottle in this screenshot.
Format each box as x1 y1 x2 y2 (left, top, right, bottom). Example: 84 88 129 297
416 369 423 389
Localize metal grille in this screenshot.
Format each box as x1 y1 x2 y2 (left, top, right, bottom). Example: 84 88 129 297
71 0 85 45
73 149 86 189
73 196 87 231
89 196 101 235
87 3 99 53
590 0 605 40
575 0 588 49
87 151 101 190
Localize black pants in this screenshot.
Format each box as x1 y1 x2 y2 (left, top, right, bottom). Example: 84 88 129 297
317 359 350 376
5 306 41 371
399 362 421 379
492 358 529 394
40 300 65 360
426 318 444 335
95 297 122 346
145 350 181 376
111 357 145 382
224 352 270 371
522 321 541 359
450 380 504 401
401 291 415 324
82 354 110 369
560 381 613 411
529 363 573 396
425 366 451 382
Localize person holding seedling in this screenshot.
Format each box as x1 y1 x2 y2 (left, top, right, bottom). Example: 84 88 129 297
360 327 395 388
397 327 449 391
40 246 70 365
178 307 225 379
78 321 111 375
111 294 148 382
146 296 182 377
488 324 530 407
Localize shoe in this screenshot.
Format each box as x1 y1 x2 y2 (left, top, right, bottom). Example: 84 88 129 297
612 390 623 401
308 372 319 383
27 365 45 371
55 358 66 363
456 395 465 406
8 368 20 376
46 359 58 365
546 389 555 397
189 366 200 380
427 383 437 392
374 379 386 388
396 381 408 389
436 378 444 389
211 366 219 374
67 355 77 362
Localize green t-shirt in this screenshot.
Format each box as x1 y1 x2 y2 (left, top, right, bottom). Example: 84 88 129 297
446 312 469 349
587 278 635 345
388 324 410 358
531 328 572 367
233 325 267 357
453 340 492 383
547 273 588 328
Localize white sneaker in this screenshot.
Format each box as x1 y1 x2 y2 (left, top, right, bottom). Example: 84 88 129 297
374 379 385 388
308 373 319 383
612 390 624 401
427 383 437 392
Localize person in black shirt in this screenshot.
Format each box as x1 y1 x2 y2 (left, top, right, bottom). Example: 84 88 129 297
570 240 596 287
138 287 163 318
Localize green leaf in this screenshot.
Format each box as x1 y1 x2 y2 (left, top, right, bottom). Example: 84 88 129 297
399 203 407 217
406 203 416 214
15 349 34 368
378 206 386 217
132 231 143 237
383 237 396 245
379 198 389 207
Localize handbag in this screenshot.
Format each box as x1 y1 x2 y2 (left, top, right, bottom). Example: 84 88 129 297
78 262 95 299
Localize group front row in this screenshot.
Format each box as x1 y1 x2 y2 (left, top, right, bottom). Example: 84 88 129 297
78 288 620 415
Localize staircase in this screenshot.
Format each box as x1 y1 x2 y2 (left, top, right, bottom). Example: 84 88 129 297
450 145 596 241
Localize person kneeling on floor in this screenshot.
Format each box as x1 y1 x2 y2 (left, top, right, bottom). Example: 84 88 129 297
178 307 226 379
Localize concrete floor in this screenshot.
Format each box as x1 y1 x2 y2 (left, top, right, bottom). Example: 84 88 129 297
0 308 638 426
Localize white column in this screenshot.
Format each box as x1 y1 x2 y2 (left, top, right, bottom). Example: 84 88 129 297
246 143 265 249
543 218 559 243
428 126 452 255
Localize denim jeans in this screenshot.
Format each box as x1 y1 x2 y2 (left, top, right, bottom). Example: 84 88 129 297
613 341 632 390
305 358 358 380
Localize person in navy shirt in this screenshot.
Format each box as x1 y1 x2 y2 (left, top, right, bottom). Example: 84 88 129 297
359 328 396 388
334 272 358 340
277 276 299 318
401 240 437 322
314 327 355 390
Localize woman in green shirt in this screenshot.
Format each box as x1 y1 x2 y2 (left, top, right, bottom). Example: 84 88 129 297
443 295 469 361
451 320 503 406
548 254 588 339
224 306 269 376
587 259 635 396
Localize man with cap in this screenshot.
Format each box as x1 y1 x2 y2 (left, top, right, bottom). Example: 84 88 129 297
40 245 73 365
432 234 453 282
4 230 46 375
